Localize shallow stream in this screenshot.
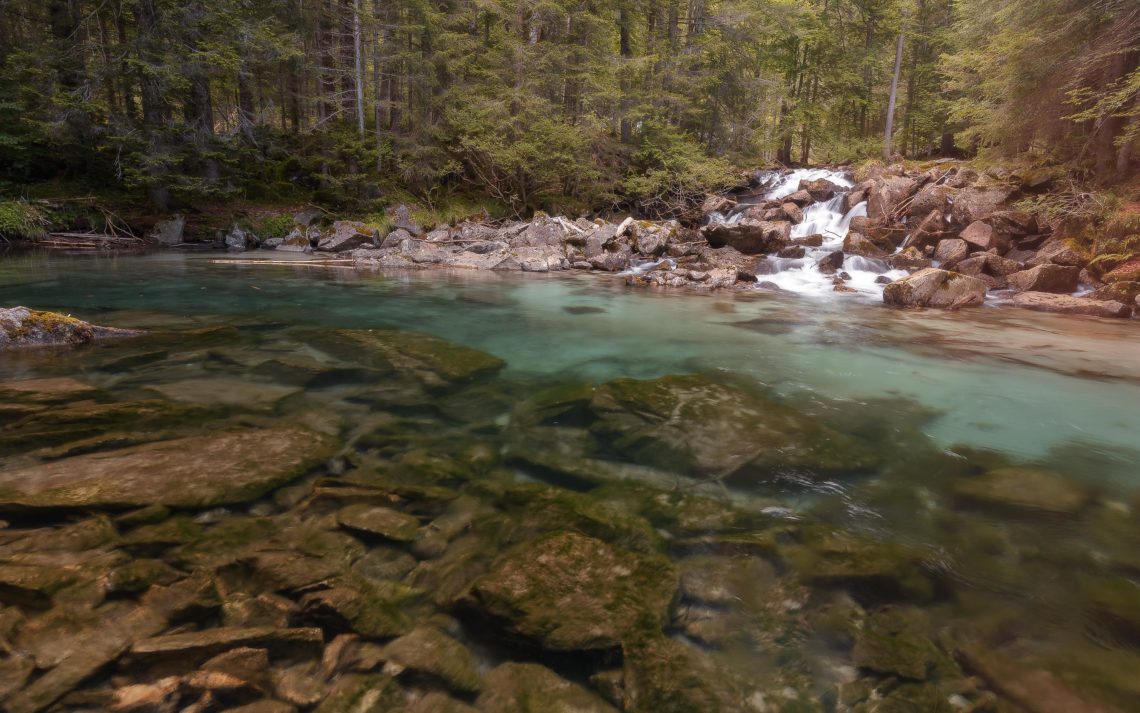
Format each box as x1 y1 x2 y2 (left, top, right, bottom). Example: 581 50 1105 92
0 251 1138 711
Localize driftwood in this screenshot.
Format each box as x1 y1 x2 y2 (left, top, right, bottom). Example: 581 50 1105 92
40 232 147 250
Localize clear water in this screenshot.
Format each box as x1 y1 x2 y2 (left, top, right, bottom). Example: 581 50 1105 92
2 251 1139 710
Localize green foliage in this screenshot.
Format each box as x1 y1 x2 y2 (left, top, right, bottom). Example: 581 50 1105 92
623 120 734 203
0 200 49 241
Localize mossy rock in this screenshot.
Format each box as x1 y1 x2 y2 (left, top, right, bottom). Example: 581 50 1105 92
496 484 663 554
312 673 399 713
621 635 734 713
476 662 617 713
853 608 945 681
381 626 482 695
336 504 421 542
589 374 878 483
782 526 940 603
0 306 139 350
952 467 1091 516
1085 576 1140 647
466 531 677 652
300 578 422 639
105 559 182 595
0 426 336 510
325 328 505 388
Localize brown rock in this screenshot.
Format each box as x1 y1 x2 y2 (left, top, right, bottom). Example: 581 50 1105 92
784 189 814 207
1005 292 1133 318
781 202 804 224
131 627 324 664
1091 281 1140 304
984 254 1023 277
1028 238 1084 268
868 176 919 223
960 221 1008 252
1103 259 1140 283
882 268 988 309
701 220 789 254
1006 264 1079 293
933 239 969 268
950 187 1012 225
843 233 886 258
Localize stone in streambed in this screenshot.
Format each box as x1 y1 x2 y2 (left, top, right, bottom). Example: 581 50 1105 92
589 374 877 483
1006 264 1080 293
701 219 789 254
1103 259 1140 284
381 626 482 695
0 427 335 510
1005 292 1133 318
1091 281 1140 304
318 221 377 253
326 329 505 388
882 268 987 308
952 467 1091 515
130 627 324 664
0 306 139 350
933 238 969 268
465 531 676 652
853 607 944 680
337 504 420 541
477 662 617 713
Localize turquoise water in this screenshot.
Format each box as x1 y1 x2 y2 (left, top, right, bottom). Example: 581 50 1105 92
2 251 1139 710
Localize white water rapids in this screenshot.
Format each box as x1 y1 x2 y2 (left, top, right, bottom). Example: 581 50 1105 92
710 168 908 298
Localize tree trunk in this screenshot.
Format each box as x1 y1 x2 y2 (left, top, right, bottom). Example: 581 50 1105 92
619 6 633 144
134 0 171 210
352 0 366 134
884 31 905 162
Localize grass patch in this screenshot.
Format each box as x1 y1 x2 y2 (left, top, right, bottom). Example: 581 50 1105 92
0 199 49 240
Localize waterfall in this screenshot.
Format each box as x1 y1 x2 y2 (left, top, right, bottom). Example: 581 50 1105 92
706 168 907 298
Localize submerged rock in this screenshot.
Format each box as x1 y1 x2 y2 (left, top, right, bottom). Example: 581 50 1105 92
0 427 335 509
336 504 420 542
589 374 877 482
465 531 677 651
477 662 617 713
882 268 987 308
952 467 1091 515
0 306 139 350
853 607 944 680
381 626 482 695
328 329 505 388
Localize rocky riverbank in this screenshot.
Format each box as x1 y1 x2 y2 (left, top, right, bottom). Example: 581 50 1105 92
169 164 1140 320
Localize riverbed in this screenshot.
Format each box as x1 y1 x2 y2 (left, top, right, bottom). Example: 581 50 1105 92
0 251 1137 712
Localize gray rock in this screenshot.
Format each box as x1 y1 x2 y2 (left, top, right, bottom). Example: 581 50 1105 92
293 209 322 227
276 228 312 252
319 221 376 253
882 268 988 308
148 215 185 246
950 186 1011 226
225 224 251 251
0 306 139 350
1028 238 1085 268
391 204 422 236
1005 264 1079 293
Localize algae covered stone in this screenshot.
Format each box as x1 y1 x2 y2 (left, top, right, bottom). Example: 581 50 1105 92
853 607 943 680
381 626 482 695
589 374 876 483
952 467 1091 515
476 662 618 713
0 427 336 509
336 504 421 542
467 531 677 651
328 328 505 387
0 306 139 350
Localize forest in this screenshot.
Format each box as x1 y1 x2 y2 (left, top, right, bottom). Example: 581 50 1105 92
0 0 1138 215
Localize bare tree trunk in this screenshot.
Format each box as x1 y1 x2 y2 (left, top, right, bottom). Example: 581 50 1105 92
619 6 633 144
884 31 904 162
352 0 365 134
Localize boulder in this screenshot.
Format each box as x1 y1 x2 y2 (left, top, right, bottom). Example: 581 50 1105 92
777 245 807 259
781 202 805 224
1028 238 1084 268
801 178 845 201
882 268 988 308
950 187 1012 226
701 220 789 254
380 228 414 249
933 239 969 268
853 608 943 681
293 209 322 227
842 233 886 258
984 254 1023 277
1092 281 1140 304
466 531 677 651
1005 264 1079 293
816 250 844 274
148 215 185 246
477 662 617 713
588 374 877 481
906 184 955 220
886 247 932 271
390 204 422 236
784 189 815 207
868 176 919 223
1005 292 1133 318
959 221 1007 252
987 210 1038 235
0 307 138 350
700 195 735 214
319 221 376 253
327 329 505 387
954 256 987 277
0 427 335 509
276 228 312 252
225 224 252 251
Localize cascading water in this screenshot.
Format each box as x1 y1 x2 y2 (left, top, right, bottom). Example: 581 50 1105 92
710 168 907 298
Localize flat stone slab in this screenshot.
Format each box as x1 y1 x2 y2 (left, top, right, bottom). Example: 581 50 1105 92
0 427 335 509
131 627 324 661
0 306 139 350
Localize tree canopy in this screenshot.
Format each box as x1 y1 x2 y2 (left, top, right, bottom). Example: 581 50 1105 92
0 0 1137 213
